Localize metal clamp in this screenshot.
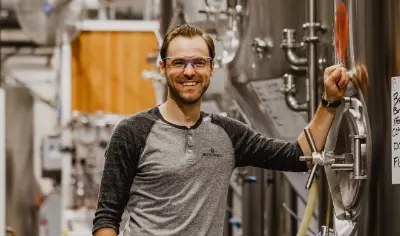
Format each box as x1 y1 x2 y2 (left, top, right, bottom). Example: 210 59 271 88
281 29 303 49
302 22 327 43
302 22 327 33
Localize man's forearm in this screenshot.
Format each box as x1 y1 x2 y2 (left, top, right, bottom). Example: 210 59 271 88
298 104 337 166
93 228 118 236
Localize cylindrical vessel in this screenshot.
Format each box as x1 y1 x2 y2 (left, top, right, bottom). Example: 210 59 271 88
5 86 40 236
228 0 307 81
325 0 400 235
368 0 400 235
224 0 311 235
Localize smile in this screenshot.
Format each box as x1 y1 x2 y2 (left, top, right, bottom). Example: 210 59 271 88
181 82 199 86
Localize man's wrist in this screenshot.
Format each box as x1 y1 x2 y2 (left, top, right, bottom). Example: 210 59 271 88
321 93 342 109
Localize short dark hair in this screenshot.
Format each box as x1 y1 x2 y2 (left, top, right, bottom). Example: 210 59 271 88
160 24 216 59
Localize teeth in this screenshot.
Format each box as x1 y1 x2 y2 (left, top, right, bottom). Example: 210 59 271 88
183 82 197 86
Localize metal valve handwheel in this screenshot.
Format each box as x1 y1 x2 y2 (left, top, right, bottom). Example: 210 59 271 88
300 92 371 228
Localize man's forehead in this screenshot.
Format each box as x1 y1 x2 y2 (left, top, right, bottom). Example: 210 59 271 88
167 36 209 57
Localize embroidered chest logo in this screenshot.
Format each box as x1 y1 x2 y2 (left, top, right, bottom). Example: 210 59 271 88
202 148 222 157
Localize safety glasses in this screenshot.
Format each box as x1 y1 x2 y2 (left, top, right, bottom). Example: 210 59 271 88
163 56 214 70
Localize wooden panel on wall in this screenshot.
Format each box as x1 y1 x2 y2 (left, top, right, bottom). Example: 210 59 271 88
71 31 158 114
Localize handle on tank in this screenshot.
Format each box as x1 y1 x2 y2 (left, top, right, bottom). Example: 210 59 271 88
303 128 319 189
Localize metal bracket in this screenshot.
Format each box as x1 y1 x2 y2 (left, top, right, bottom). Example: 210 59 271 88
302 22 327 43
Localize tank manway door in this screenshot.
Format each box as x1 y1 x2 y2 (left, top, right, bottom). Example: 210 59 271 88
324 93 371 217
299 89 371 230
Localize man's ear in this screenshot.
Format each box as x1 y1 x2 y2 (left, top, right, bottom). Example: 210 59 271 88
159 60 166 76
210 61 215 77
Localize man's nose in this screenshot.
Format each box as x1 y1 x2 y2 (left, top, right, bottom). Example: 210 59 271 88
183 63 196 77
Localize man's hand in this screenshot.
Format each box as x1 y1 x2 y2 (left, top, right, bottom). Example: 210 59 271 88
323 64 350 101
93 228 117 236
298 64 351 161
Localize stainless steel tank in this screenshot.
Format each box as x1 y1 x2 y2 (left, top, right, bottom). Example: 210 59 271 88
225 0 400 235
5 86 40 236
318 0 400 235
222 0 315 235
353 0 400 235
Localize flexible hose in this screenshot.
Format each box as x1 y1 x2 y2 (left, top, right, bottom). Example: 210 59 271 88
296 181 319 236
325 193 332 227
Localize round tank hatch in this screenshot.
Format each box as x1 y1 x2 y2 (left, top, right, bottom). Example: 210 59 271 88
327 0 372 230
324 86 372 224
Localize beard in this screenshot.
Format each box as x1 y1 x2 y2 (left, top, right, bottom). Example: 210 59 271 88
166 76 210 105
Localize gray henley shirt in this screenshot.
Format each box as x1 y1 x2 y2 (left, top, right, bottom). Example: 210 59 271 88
92 106 308 236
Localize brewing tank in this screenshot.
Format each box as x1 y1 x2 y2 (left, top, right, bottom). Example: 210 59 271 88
223 0 316 235
320 0 400 235
5 86 40 236
224 0 400 235
361 0 400 235
228 0 307 80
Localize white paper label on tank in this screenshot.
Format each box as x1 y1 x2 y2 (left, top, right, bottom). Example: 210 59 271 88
392 76 400 184
250 78 308 140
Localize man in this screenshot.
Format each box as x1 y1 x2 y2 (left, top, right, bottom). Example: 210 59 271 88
92 24 349 236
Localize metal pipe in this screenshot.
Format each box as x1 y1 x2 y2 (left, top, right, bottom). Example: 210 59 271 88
281 29 308 68
283 74 308 111
285 48 308 67
305 127 317 152
160 0 173 36
306 165 318 189
60 32 72 232
159 0 174 103
353 137 361 176
307 0 318 119
331 164 353 171
305 0 329 229
0 88 5 236
285 93 308 111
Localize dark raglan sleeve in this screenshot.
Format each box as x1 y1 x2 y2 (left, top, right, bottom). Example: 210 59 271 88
211 114 308 172
92 118 141 235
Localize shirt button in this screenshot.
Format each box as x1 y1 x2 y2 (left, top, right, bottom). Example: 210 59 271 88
187 134 194 147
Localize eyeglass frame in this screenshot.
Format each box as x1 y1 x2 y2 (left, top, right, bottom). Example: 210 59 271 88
162 56 214 70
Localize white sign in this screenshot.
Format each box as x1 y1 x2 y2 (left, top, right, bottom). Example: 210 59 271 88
391 76 400 184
